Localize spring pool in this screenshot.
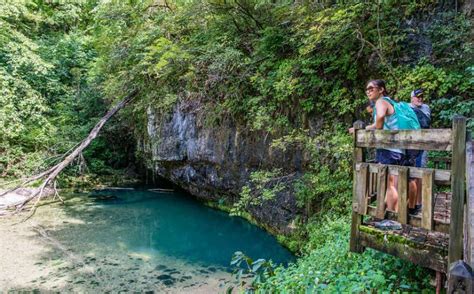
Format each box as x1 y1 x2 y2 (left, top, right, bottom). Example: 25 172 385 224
1 189 293 292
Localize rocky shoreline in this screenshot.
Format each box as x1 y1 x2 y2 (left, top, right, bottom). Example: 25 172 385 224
0 188 54 215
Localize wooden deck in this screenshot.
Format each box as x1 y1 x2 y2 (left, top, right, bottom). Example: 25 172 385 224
349 116 472 287
359 191 452 273
360 221 449 272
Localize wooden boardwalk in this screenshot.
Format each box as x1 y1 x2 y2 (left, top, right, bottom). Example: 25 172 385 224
349 116 473 291
360 191 452 273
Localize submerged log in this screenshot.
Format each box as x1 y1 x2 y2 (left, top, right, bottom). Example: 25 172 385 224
88 194 122 202
148 188 174 192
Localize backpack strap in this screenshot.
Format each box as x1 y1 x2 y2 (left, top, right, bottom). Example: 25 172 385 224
382 96 395 106
381 96 396 115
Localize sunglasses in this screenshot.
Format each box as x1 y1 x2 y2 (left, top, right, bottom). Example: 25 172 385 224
366 86 378 92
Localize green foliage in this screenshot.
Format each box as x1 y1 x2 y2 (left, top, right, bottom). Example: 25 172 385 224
86 0 472 139
1 2 470 291
229 251 276 292
271 126 353 216
2 0 472 178
231 168 285 216
0 2 56 177
0 1 134 179
255 216 432 293
432 95 474 130
428 12 473 68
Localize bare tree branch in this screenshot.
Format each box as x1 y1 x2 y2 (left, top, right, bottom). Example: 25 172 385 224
1 90 138 213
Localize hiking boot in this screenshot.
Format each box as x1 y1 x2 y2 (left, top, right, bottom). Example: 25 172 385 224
408 204 422 215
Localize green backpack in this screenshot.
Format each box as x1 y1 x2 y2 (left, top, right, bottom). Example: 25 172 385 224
374 97 421 130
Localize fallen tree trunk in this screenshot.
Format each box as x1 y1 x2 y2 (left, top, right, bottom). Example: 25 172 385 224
1 90 138 212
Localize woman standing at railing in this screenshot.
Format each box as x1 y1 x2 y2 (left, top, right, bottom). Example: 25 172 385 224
363 79 404 212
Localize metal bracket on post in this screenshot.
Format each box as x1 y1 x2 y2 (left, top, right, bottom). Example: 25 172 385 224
447 260 473 293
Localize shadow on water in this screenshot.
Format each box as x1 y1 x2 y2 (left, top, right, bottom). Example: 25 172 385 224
17 188 294 292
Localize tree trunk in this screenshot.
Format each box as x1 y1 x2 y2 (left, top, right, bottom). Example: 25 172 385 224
1 90 138 211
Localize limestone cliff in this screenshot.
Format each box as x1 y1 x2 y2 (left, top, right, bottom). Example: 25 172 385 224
141 100 317 234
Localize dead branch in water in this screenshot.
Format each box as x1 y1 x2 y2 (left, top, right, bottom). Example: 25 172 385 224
0 90 138 213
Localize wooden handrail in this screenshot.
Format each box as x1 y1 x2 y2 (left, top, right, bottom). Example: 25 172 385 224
355 163 451 185
356 129 452 151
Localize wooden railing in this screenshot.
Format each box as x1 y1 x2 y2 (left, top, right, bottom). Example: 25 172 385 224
350 116 468 272
353 162 450 232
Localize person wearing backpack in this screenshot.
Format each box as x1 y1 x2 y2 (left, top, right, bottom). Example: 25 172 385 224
363 80 421 213
363 80 403 212
409 89 431 215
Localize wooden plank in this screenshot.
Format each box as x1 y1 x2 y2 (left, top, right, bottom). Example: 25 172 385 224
350 121 365 253
356 129 452 151
371 172 377 197
368 172 374 197
359 227 448 273
367 206 450 233
376 165 387 219
421 169 435 230
465 137 474 267
357 163 369 215
398 167 408 224
449 116 467 265
357 163 451 185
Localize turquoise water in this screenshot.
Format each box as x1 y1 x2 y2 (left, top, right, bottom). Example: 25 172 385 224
33 189 293 291
78 189 293 267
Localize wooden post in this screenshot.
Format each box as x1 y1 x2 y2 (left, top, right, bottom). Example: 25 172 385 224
376 165 387 219
421 169 434 230
449 116 467 265
357 163 369 215
398 167 408 224
465 133 473 267
350 121 365 253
